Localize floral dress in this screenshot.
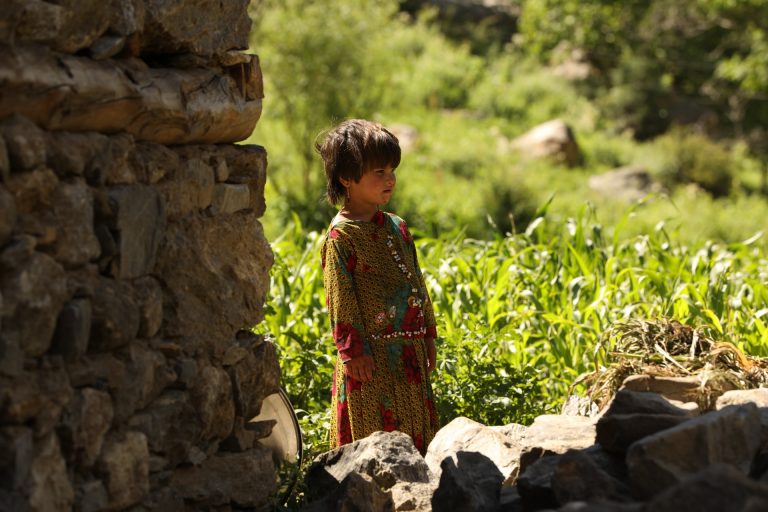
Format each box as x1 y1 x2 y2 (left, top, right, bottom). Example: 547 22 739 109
321 210 439 454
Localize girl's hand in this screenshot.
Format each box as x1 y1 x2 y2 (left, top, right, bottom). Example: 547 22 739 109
346 354 375 382
425 338 437 373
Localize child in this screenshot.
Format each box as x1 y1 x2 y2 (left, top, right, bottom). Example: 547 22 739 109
317 119 439 454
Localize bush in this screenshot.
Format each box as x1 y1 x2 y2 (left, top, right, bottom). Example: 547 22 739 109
643 129 734 197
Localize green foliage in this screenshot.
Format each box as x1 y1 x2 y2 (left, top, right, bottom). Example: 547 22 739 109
642 129 734 197
256 212 768 473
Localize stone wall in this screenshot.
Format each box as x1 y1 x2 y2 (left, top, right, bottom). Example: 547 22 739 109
0 1 280 510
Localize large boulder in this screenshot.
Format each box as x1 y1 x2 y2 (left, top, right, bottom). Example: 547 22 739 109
510 120 583 167
588 166 662 202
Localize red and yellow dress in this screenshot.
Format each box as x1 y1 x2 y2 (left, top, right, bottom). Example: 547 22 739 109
321 210 439 454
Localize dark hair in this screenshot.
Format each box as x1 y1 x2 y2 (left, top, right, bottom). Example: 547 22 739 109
316 119 401 205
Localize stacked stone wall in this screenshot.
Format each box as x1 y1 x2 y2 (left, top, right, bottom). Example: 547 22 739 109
0 1 280 510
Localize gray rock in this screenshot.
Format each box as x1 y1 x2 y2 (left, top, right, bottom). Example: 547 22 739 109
603 389 698 417
222 144 268 216
228 339 281 419
306 431 431 501
209 183 251 215
509 119 582 167
390 480 436 511
142 0 252 57
111 343 175 423
170 444 277 509
620 374 706 404
98 431 150 510
157 211 273 348
28 433 74 511
0 334 24 377
432 451 504 512
109 0 146 36
89 276 140 352
304 472 395 512
0 250 67 357
588 166 660 202
716 388 768 449
108 185 166 279
132 141 179 184
0 365 72 437
0 426 33 490
73 388 113 468
160 157 214 220
0 136 9 181
627 404 762 499
213 156 230 182
426 416 525 482
516 454 559 510
93 133 137 186
78 480 109 512
46 131 101 177
0 115 47 171
596 414 690 455
220 416 256 452
518 415 597 474
51 298 93 361
51 179 101 266
133 276 163 338
552 449 631 504
644 464 768 512
190 364 236 442
0 185 16 245
89 35 126 60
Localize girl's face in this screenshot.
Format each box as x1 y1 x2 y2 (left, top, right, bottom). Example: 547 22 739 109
347 165 397 207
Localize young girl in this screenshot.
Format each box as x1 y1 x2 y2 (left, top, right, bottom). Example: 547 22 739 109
317 119 439 454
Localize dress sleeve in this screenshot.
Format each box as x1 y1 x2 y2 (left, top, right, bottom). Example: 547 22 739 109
322 232 371 361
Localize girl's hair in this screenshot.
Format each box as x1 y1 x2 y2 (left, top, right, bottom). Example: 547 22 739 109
316 119 401 205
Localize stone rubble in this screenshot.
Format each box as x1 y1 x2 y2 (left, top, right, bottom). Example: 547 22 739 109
304 385 768 512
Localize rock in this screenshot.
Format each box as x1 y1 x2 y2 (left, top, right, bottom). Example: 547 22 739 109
107 185 166 279
209 183 251 215
133 276 164 338
170 444 277 509
510 120 582 167
0 115 47 171
88 133 136 186
190 364 236 442
132 141 179 184
0 45 262 145
716 389 768 448
305 431 431 501
51 298 93 361
551 449 631 504
596 413 690 455
304 472 395 512
0 137 8 181
626 404 762 499
603 389 698 417
0 334 24 378
109 0 146 36
77 480 109 512
98 431 150 510
111 343 175 423
157 211 273 348
644 464 768 512
46 131 99 177
5 167 58 215
28 433 75 512
0 185 16 246
89 35 126 60
220 417 256 452
518 415 597 474
0 249 67 357
89 276 140 352
66 387 114 469
51 179 101 266
516 454 560 510
220 144 268 216
142 0 252 57
588 166 660 202
228 339 281 419
0 426 33 490
560 394 600 417
432 451 504 512
426 416 524 481
159 157 214 220
620 374 717 405
390 480 436 512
